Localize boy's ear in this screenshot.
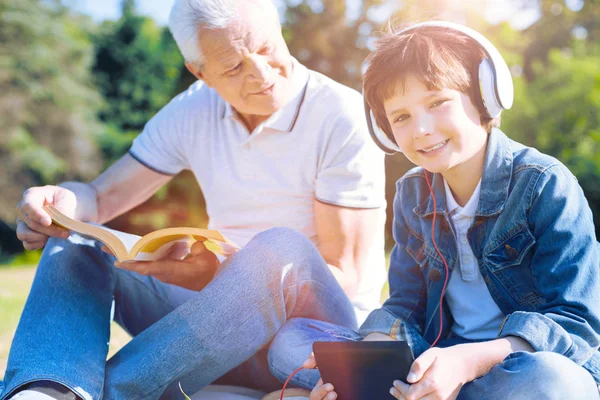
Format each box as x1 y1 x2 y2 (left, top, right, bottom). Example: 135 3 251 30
185 62 211 87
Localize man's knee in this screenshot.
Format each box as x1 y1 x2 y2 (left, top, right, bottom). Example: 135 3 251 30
244 227 325 275
42 234 111 274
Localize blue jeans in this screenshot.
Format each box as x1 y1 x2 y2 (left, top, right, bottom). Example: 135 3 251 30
272 318 600 400
0 228 357 400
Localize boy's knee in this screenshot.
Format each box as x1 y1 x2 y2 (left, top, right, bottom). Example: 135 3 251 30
467 351 596 400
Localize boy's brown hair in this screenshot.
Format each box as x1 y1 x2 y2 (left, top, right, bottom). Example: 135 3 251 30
363 24 501 139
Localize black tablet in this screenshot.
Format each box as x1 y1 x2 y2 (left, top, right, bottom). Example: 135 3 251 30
312 340 414 400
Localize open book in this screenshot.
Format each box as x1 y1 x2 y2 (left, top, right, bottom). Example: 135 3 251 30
44 205 238 262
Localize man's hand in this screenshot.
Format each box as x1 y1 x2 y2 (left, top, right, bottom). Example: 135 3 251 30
390 345 472 400
16 185 76 250
115 241 220 291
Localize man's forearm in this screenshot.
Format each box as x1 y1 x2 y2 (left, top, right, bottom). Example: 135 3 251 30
58 181 99 223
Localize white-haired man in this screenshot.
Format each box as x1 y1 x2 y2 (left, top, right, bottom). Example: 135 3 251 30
1 0 386 399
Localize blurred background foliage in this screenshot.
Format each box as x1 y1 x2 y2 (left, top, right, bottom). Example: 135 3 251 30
1 0 599 264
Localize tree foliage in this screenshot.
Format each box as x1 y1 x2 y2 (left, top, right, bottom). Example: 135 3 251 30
2 0 600 259
0 0 103 224
91 0 184 164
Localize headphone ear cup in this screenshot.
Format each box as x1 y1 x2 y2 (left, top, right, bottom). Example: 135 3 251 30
478 58 503 118
365 103 402 154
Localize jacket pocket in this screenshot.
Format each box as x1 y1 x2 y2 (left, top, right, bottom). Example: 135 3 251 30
484 225 535 270
483 225 541 305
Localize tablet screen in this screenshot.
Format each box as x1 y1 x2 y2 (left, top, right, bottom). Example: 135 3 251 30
313 341 414 400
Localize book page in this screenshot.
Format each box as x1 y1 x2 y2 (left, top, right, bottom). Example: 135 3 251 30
133 238 192 261
97 226 141 254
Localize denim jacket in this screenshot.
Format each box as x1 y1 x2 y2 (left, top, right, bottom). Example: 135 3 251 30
359 128 600 384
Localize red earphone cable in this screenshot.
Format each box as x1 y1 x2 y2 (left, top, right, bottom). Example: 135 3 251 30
279 172 449 396
279 366 305 400
424 171 450 348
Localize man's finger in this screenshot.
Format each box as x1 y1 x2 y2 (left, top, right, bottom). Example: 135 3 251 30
18 213 68 239
22 239 48 251
19 190 53 226
15 220 64 246
167 241 192 260
117 259 181 277
190 240 208 256
101 245 114 255
16 221 45 243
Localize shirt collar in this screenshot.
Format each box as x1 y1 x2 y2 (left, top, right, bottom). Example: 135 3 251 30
221 58 309 133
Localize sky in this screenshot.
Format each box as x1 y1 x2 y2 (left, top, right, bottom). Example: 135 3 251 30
65 0 544 30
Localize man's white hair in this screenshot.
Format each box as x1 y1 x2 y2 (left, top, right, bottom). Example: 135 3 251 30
168 0 279 68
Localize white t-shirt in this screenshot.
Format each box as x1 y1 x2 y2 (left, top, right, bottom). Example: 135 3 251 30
443 179 505 339
129 60 387 322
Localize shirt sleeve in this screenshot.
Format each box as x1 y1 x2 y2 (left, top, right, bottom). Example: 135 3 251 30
129 96 190 176
315 109 386 209
497 164 600 365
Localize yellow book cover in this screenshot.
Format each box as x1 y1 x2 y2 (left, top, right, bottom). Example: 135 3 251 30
43 205 239 262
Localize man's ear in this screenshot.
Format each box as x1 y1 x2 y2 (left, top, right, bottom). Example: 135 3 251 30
185 62 211 87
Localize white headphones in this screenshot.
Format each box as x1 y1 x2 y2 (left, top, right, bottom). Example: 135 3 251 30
364 21 514 154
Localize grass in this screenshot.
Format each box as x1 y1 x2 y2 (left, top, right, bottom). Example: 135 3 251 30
0 266 131 380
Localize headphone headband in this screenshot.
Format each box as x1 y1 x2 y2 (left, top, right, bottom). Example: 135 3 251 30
364 21 514 154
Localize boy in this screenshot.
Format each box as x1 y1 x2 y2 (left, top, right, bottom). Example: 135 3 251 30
269 22 600 400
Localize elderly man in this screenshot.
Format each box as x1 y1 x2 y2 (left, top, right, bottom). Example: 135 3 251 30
1 0 385 399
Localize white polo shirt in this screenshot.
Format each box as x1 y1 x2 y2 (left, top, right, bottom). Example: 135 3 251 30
129 60 387 322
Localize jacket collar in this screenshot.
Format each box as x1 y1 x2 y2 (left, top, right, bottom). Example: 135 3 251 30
415 128 513 218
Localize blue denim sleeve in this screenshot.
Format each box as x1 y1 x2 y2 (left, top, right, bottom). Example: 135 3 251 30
359 180 428 348
498 164 600 364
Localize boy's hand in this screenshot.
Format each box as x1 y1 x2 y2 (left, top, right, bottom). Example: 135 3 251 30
303 353 338 400
116 241 219 291
310 379 337 400
363 332 395 341
389 346 472 400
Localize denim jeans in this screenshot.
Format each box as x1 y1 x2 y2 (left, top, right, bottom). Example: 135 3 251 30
272 318 600 400
0 227 357 400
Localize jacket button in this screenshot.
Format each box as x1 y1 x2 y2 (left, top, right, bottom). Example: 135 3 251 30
428 269 442 281
505 244 519 261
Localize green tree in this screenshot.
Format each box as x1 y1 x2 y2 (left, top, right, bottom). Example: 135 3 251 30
91 0 184 164
0 0 103 225
502 42 600 234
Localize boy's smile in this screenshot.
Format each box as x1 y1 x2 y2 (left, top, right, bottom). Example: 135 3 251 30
383 74 489 202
